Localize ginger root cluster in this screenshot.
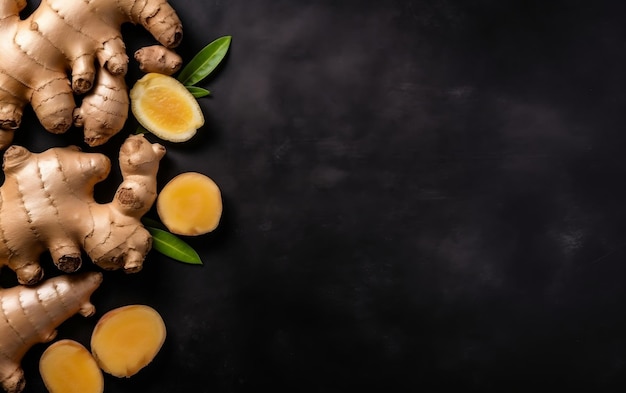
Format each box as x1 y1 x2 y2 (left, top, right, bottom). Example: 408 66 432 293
0 134 165 285
0 0 183 148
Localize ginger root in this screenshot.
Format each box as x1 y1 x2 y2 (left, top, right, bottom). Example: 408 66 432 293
90 305 166 378
135 45 183 75
39 339 104 393
0 0 183 148
0 272 103 393
157 172 223 235
0 134 165 285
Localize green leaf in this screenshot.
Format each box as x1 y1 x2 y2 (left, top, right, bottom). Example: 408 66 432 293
135 125 148 134
186 86 211 98
146 226 203 265
178 36 231 86
141 217 166 230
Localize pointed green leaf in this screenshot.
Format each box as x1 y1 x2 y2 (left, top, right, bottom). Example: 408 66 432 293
141 217 166 230
135 125 148 134
186 86 211 98
178 36 231 86
146 226 203 265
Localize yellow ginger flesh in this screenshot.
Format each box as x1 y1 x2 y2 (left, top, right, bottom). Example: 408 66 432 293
39 339 103 393
130 73 204 142
157 172 223 235
90 305 166 378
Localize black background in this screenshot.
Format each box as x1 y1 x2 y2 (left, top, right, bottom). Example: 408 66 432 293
7 0 626 392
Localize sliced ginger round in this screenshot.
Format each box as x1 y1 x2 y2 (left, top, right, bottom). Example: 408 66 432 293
130 73 204 142
40 339 104 393
90 305 166 378
157 172 222 236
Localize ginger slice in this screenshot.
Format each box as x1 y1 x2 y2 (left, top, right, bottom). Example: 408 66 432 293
157 172 223 236
130 73 204 142
90 305 166 378
39 339 104 393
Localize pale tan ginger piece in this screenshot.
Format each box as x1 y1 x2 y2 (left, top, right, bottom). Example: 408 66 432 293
0 271 103 393
0 0 184 148
72 67 130 147
0 134 165 286
135 45 183 75
91 304 166 377
39 339 104 393
157 172 223 236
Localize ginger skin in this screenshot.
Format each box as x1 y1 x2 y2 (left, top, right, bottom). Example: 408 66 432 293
0 134 165 285
0 272 103 393
90 305 166 378
0 0 183 148
135 45 183 75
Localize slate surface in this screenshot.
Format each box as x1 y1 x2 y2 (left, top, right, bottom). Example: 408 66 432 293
10 0 626 392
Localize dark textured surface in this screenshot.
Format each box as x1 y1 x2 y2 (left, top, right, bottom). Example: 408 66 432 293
9 0 626 392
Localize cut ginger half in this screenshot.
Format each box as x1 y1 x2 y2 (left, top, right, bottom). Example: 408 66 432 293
90 305 166 378
157 172 223 235
130 73 204 142
39 339 104 393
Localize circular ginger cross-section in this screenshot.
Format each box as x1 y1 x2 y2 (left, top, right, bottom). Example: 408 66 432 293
157 172 223 236
40 339 104 393
90 305 166 378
